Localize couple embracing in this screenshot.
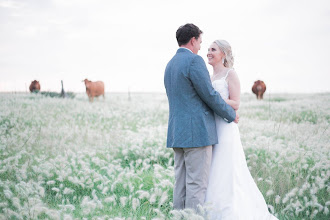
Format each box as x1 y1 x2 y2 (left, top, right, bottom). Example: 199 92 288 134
164 24 278 220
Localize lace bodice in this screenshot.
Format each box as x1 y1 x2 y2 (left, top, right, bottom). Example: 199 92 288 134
212 69 232 100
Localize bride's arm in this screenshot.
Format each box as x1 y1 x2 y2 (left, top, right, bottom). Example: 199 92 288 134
226 70 241 110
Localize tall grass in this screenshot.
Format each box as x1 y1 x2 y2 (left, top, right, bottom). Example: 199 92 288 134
0 92 329 219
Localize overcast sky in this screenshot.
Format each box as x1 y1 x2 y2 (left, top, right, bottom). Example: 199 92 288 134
0 0 329 93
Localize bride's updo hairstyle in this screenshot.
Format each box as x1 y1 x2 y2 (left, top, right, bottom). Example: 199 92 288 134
214 40 234 68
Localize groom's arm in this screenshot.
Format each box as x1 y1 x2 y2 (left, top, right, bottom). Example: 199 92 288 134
189 55 236 123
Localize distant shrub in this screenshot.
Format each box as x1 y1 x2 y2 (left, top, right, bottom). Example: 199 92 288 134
290 110 318 124
40 91 76 99
269 97 287 102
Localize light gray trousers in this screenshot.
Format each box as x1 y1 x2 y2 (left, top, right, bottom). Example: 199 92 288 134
173 146 212 211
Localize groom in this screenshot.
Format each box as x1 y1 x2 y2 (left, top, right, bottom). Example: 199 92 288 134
164 23 238 211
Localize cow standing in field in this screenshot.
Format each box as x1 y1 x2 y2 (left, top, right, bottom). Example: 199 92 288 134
29 80 41 93
252 80 266 100
83 79 105 102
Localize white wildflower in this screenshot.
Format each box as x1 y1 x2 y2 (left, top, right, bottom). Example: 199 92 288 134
132 198 140 211
111 180 119 192
268 205 274 214
102 186 109 194
171 210 183 220
81 196 97 215
159 191 168 206
196 204 206 216
59 204 75 212
311 209 318 218
288 187 298 197
92 189 98 200
314 202 323 211
275 195 281 204
149 193 157 204
282 196 288 204
93 177 101 183
310 187 317 195
136 158 142 166
47 180 56 185
129 184 134 193
265 179 272 185
137 190 150 200
12 197 20 209
63 214 73 220
39 186 45 197
4 190 13 199
154 173 162 179
266 190 274 196
52 187 60 193
85 178 93 187
120 196 127 207
4 208 20 219
160 179 173 188
122 149 128 155
63 187 74 195
104 196 116 204
96 183 103 191
295 208 302 216
46 209 61 219
168 158 173 166
0 202 8 208
304 196 308 203
153 208 165 218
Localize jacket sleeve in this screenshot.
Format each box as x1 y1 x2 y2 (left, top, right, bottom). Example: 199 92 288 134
189 55 236 123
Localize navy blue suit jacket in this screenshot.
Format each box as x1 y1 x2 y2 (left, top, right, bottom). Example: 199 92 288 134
164 48 236 148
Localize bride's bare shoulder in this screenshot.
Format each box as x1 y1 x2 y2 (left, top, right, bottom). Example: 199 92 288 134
227 69 240 83
228 69 238 77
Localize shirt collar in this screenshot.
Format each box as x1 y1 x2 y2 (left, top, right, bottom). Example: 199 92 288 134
180 47 193 53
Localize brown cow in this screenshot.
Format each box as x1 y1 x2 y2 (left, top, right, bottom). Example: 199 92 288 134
29 80 41 93
83 79 105 102
252 80 266 99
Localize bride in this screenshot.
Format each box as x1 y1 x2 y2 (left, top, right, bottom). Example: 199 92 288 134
204 40 278 220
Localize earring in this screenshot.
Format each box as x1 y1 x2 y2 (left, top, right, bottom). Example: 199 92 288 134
222 58 225 64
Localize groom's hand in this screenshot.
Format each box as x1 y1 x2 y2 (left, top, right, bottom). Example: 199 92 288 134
234 111 239 123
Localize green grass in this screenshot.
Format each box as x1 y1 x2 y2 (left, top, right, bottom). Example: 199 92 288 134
0 92 329 219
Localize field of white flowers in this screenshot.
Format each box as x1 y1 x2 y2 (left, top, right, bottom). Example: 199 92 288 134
0 92 329 219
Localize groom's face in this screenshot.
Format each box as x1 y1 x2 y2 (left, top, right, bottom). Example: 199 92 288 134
192 35 202 54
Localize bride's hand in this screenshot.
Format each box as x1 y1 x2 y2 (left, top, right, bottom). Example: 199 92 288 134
234 111 239 123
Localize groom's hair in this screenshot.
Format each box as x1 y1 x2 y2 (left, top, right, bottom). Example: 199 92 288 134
176 23 203 46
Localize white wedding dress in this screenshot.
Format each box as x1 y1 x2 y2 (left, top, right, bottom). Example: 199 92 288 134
205 69 278 220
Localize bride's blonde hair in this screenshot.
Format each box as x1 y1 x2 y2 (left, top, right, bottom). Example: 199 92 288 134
214 40 234 68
